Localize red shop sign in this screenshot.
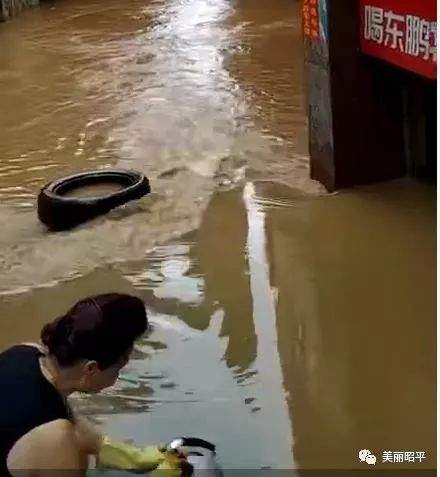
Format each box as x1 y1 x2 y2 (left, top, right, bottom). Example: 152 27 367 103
359 0 437 79
303 0 320 40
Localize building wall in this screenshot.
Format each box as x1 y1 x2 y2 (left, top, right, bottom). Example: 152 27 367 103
305 0 419 191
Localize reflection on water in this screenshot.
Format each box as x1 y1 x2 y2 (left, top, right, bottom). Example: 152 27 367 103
96 186 294 469
0 179 435 469
260 179 436 470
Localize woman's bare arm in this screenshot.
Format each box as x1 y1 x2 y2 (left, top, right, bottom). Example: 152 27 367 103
7 419 88 476
72 414 104 456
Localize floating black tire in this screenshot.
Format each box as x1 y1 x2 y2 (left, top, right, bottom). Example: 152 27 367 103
38 169 150 231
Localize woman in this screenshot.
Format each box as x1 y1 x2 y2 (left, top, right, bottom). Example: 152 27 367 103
0 293 189 476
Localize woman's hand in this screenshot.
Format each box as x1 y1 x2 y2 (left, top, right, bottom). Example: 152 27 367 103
152 448 193 477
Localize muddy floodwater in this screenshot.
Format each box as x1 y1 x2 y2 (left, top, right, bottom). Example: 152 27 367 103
0 0 436 472
64 182 125 199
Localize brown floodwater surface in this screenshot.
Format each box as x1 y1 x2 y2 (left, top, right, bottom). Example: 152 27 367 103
0 0 320 294
0 0 435 472
0 179 435 470
64 182 124 198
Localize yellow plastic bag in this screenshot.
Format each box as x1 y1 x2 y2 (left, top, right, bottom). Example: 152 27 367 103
149 451 186 477
97 437 165 471
97 437 190 476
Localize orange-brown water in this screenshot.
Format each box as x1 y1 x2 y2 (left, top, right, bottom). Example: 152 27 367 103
64 182 124 198
0 0 321 294
0 0 435 472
